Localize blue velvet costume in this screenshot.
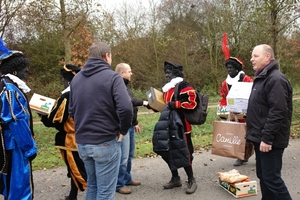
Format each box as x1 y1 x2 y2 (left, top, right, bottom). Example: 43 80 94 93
0 78 37 200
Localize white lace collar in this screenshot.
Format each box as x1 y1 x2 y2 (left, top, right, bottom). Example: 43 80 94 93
162 77 183 92
61 86 70 94
226 71 245 86
4 74 31 93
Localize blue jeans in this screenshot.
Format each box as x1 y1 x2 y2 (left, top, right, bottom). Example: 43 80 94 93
77 138 121 200
253 142 292 200
125 126 135 184
116 132 130 189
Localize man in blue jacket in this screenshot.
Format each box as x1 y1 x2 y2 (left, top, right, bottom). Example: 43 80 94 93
69 41 133 200
246 44 292 200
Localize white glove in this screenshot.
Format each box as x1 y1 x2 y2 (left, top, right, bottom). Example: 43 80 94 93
143 101 149 106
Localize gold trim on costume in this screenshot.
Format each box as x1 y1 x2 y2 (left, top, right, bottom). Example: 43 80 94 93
63 65 77 76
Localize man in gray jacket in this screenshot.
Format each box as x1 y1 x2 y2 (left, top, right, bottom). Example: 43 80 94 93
69 41 133 200
246 44 292 200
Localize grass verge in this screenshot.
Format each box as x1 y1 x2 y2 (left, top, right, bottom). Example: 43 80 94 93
32 99 300 171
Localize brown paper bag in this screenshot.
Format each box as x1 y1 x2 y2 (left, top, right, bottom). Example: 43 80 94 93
211 121 247 160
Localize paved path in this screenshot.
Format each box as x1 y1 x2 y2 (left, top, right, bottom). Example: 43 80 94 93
2 139 299 200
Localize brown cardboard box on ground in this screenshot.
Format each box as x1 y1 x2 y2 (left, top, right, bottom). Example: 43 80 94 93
219 179 257 198
146 87 166 112
29 93 56 115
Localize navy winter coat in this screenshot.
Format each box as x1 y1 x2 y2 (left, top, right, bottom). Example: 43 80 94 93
153 105 189 170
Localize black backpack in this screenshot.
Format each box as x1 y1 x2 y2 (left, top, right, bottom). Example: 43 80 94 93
174 83 209 125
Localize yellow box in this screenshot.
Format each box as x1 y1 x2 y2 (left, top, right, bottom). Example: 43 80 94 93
219 179 257 198
29 93 56 115
146 87 166 112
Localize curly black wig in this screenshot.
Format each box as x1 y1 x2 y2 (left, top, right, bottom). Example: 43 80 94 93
225 57 244 71
0 53 29 74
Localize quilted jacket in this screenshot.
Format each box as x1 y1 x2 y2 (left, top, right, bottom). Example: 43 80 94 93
152 105 189 170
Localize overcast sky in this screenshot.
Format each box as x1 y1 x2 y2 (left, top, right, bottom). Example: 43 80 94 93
101 0 145 10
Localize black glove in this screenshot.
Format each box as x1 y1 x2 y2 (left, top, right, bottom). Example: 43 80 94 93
145 104 152 109
28 153 37 161
168 102 176 110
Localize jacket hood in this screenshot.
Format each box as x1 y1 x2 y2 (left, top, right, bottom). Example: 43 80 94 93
81 58 111 77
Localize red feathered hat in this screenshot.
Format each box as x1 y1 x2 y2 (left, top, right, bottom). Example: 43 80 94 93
222 33 244 71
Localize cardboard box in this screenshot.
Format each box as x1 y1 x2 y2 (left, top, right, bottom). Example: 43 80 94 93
219 179 257 198
217 105 230 119
217 106 246 120
226 82 253 113
29 93 56 115
146 87 166 112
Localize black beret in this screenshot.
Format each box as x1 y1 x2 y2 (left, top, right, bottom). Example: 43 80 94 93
225 57 244 71
60 64 81 82
164 61 183 72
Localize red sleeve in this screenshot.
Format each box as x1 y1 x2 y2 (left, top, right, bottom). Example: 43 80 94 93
243 75 254 82
219 80 228 106
175 86 197 110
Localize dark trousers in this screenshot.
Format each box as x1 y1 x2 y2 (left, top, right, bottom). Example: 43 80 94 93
252 142 292 200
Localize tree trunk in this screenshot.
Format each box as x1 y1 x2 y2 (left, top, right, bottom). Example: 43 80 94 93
60 0 71 63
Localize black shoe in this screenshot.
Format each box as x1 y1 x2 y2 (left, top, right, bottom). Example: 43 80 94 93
186 178 197 194
163 176 182 189
233 159 247 166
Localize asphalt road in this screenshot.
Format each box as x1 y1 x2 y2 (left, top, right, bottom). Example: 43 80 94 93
2 139 299 200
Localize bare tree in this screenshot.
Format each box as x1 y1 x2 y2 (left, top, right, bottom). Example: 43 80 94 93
252 0 300 58
0 0 27 38
59 0 95 63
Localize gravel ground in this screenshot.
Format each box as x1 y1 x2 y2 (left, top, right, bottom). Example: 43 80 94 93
2 139 299 200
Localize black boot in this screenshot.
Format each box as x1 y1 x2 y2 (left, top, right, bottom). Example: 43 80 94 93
186 177 197 194
163 176 182 189
233 159 248 166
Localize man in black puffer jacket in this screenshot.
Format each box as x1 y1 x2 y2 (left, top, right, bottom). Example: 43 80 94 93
246 44 292 200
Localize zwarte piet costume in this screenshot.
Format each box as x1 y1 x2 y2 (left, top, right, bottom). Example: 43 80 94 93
0 38 37 200
41 64 87 200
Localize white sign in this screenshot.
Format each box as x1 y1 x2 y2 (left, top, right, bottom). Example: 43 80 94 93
29 93 56 115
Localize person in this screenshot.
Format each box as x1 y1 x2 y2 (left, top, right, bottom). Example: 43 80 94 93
114 63 148 194
40 64 87 200
68 41 133 200
218 57 254 166
0 39 38 200
153 61 197 194
246 44 292 200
